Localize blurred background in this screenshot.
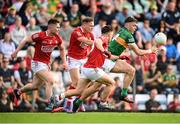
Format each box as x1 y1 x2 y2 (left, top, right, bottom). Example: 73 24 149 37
0 0 180 112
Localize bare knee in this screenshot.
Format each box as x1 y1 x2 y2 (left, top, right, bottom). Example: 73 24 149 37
127 66 135 76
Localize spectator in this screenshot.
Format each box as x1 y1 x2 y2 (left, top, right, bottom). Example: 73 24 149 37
139 19 155 43
9 16 27 47
19 2 34 26
12 0 24 12
0 19 8 40
165 37 177 64
0 57 15 89
114 0 133 12
144 63 163 93
53 3 67 23
26 17 41 36
145 89 162 112
111 19 120 36
97 2 115 25
168 94 180 112
35 5 51 30
156 46 168 74
134 63 145 94
0 32 16 59
0 88 13 112
85 3 99 25
93 17 107 39
162 64 179 94
14 58 33 88
67 3 82 27
130 0 144 21
59 17 73 49
162 1 180 41
115 5 133 26
5 7 16 26
146 5 161 30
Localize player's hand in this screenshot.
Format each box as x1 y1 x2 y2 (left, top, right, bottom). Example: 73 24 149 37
103 51 112 58
11 51 18 59
62 63 68 70
151 46 158 54
119 55 130 60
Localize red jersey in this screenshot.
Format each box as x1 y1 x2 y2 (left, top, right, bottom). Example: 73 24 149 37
84 36 109 68
31 31 63 64
68 27 94 59
136 53 157 71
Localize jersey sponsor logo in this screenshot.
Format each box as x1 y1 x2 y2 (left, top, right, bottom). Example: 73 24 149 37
41 45 55 52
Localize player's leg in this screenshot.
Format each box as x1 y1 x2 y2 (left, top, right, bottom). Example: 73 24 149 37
72 68 115 112
111 59 135 103
60 78 90 99
35 70 55 99
69 68 80 88
14 74 42 100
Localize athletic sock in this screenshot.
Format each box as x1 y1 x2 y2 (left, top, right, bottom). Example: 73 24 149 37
75 99 83 105
121 88 128 97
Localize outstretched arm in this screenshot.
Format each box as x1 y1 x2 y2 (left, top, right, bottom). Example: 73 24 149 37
129 43 158 56
11 36 33 58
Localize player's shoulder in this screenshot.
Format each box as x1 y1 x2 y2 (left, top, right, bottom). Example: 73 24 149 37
32 31 45 39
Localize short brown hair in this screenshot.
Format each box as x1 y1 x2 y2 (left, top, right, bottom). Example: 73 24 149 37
125 16 137 23
82 17 93 24
48 18 60 25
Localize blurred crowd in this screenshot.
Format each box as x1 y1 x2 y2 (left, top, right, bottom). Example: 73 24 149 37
0 0 180 112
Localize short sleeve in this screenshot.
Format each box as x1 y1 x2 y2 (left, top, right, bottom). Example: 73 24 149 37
55 35 63 45
31 32 40 42
127 35 135 44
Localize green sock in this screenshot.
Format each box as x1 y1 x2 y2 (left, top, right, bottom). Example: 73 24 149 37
121 88 128 97
75 99 83 105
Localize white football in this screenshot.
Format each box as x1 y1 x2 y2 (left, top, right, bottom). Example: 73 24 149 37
154 32 167 45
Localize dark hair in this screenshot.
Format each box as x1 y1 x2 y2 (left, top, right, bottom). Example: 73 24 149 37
101 25 112 34
82 17 93 24
125 16 137 23
48 18 60 25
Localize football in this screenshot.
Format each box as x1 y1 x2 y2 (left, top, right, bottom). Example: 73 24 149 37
154 32 167 45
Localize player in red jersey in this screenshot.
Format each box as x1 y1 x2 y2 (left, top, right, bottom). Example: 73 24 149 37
11 19 68 103
51 25 119 112
59 17 94 112
68 17 94 89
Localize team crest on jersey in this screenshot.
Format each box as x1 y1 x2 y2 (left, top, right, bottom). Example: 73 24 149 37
41 46 55 52
76 32 82 37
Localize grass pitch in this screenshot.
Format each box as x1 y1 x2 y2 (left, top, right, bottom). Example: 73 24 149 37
0 112 180 124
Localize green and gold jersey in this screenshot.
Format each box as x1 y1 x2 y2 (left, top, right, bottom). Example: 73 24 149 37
108 27 135 56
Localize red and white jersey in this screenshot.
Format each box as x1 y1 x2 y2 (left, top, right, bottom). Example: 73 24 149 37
31 31 63 64
84 35 109 68
68 27 94 59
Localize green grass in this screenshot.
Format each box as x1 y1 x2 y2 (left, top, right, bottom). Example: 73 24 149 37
0 112 180 123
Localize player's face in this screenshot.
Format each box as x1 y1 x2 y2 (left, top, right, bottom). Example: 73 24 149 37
129 22 137 33
49 23 61 35
84 21 94 33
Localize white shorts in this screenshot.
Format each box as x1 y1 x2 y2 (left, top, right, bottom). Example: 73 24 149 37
80 67 105 81
68 57 87 70
102 59 116 73
31 60 50 74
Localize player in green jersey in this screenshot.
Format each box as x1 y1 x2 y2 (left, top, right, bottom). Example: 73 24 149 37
101 16 158 103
